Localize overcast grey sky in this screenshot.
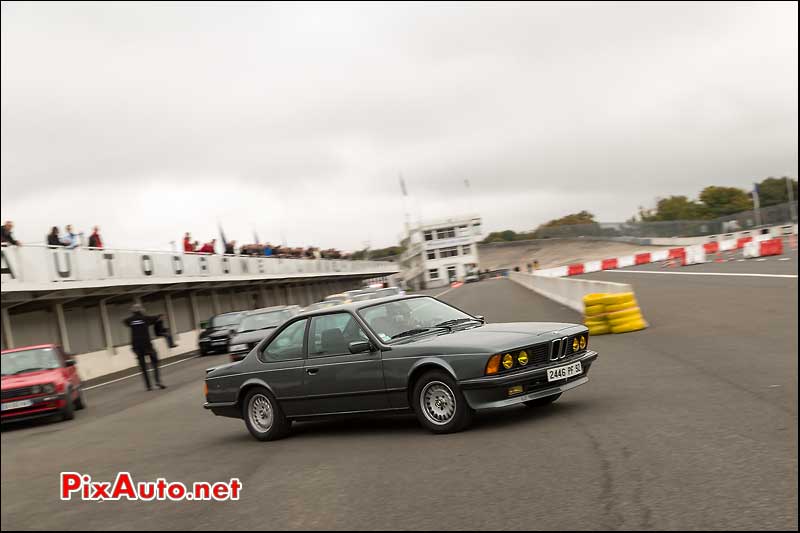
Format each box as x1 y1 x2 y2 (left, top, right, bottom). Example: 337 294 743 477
1 1 797 251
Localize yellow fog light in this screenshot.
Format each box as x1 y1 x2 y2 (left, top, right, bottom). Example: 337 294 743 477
502 353 514 369
508 385 524 396
579 335 587 349
518 350 529 366
572 338 579 352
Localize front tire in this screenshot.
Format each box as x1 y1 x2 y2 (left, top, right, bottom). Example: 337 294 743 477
524 393 561 408
242 388 290 441
412 370 473 434
74 386 87 410
61 390 75 421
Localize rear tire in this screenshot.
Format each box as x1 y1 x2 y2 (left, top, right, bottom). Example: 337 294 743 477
524 393 561 408
242 388 290 441
412 370 473 434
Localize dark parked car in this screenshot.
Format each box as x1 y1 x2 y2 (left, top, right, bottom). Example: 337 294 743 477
198 312 244 355
2 344 86 423
228 306 302 362
204 295 598 441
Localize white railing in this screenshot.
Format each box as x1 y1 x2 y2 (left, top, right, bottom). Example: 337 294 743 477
1 245 398 289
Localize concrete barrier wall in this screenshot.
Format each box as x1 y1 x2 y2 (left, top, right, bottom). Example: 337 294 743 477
509 271 632 313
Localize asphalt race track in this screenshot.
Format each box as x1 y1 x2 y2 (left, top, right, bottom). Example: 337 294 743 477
1 264 797 530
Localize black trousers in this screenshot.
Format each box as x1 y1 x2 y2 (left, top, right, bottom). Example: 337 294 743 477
133 347 162 389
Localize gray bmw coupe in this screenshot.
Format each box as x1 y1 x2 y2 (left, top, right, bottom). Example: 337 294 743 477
203 295 598 441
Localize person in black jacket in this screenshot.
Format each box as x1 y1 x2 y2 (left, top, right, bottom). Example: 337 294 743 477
47 227 64 246
123 304 167 391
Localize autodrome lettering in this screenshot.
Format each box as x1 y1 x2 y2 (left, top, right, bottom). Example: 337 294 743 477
60 472 242 502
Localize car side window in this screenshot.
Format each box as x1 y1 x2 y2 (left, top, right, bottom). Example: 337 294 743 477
308 313 368 358
261 319 308 362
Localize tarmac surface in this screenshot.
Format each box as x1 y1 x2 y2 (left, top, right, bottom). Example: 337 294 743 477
1 258 797 530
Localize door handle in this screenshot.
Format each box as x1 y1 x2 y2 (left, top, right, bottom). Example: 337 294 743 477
306 368 319 375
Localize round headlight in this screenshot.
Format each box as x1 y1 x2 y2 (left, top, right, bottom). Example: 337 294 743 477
502 353 514 370
31 385 42 394
579 335 587 349
572 338 579 352
518 350 529 366
43 383 56 394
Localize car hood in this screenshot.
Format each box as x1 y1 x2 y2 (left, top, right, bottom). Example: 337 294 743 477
1 368 63 389
397 322 583 354
231 328 276 345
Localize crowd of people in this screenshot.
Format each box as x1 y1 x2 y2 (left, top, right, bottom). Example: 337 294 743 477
2 221 354 260
1 221 104 249
182 232 352 259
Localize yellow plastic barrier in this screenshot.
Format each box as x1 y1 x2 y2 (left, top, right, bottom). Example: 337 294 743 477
584 304 606 316
582 292 647 335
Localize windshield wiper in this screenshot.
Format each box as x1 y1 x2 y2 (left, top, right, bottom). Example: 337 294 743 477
390 327 448 340
12 367 47 374
435 318 483 330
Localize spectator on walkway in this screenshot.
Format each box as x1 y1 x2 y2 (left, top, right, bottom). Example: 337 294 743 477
47 226 63 246
88 226 103 249
263 243 273 257
183 232 194 252
224 240 236 255
123 304 166 391
1 220 20 245
198 239 216 254
61 225 82 248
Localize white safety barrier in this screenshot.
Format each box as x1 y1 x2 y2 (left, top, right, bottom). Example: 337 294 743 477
509 271 633 313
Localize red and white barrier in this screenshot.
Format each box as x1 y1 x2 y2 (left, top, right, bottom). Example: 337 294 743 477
743 238 784 258
535 233 792 278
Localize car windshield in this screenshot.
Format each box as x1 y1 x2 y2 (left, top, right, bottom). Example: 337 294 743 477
1 348 61 376
211 314 241 328
358 297 477 343
351 293 377 302
239 311 290 332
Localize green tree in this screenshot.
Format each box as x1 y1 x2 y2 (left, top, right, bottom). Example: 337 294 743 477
638 196 709 221
540 210 596 227
699 186 753 217
755 176 798 207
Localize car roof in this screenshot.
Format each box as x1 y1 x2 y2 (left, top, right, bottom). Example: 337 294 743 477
2 344 59 355
242 305 295 316
294 294 428 318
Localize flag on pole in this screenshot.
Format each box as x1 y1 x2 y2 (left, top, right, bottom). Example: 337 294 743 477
218 223 227 250
399 175 408 197
253 229 260 244
752 182 761 210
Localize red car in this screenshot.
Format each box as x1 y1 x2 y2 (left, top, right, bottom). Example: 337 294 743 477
1 344 86 423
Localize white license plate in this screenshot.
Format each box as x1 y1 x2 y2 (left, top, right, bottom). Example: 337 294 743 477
1 399 34 411
547 361 583 382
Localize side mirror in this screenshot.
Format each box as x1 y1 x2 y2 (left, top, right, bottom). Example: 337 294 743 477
65 359 77 367
348 340 372 354
199 321 209 329
474 315 486 323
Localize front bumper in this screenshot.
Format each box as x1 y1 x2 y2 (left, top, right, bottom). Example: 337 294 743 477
199 337 229 353
1 393 67 422
459 350 598 410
